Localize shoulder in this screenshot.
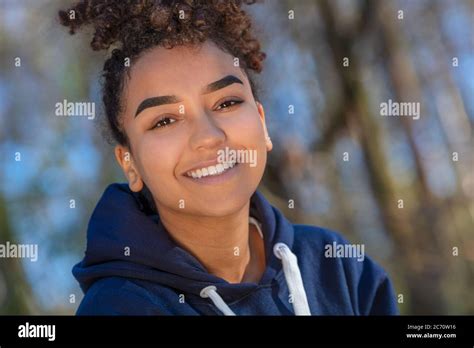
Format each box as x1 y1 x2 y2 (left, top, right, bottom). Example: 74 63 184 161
291 224 399 315
76 277 165 315
292 224 351 249
291 223 383 275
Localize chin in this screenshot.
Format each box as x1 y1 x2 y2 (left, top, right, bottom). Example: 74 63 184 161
191 191 253 217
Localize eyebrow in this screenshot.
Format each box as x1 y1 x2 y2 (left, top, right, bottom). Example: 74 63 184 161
134 75 244 117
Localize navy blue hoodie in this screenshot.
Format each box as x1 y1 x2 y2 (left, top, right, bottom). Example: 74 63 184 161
73 183 398 315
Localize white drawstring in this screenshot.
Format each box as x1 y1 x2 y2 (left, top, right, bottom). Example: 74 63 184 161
200 285 236 316
249 216 264 238
199 219 311 316
273 242 311 315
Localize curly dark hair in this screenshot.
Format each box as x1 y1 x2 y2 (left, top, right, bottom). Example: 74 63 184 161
58 0 266 146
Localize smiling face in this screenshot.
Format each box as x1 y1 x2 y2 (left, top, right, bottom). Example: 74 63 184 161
115 40 272 217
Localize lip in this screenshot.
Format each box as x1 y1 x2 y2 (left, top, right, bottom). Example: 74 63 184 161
182 162 240 185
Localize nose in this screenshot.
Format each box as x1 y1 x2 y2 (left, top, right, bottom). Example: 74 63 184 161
189 110 226 152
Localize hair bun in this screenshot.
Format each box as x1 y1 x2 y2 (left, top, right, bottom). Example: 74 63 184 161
59 0 264 59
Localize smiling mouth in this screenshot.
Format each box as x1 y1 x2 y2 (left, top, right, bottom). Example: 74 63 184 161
185 160 238 179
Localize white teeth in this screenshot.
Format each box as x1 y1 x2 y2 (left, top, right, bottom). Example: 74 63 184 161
186 161 237 179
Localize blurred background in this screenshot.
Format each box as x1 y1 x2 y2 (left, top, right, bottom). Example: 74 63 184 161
0 0 473 315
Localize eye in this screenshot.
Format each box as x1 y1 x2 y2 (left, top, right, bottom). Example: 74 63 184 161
215 99 243 111
152 116 176 129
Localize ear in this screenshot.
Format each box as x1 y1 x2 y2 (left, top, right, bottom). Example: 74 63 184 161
114 145 144 192
256 101 273 152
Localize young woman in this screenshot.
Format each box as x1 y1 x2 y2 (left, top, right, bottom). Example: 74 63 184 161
60 0 398 315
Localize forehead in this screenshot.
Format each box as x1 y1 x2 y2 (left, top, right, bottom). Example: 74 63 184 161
126 41 245 98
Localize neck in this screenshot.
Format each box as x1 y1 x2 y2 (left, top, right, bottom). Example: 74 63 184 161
158 201 265 284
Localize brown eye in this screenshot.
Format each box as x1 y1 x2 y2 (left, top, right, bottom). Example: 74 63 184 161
153 117 176 129
215 99 243 111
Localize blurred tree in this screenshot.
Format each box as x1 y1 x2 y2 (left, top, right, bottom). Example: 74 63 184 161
0 193 37 314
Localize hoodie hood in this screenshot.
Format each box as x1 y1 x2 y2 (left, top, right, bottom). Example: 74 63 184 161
73 183 295 303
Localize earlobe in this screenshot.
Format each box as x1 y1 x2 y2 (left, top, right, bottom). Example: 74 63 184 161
127 171 144 192
256 102 273 152
265 134 273 152
114 145 144 192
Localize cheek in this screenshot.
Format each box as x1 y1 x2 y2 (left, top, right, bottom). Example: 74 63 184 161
227 105 265 141
231 106 266 151
225 107 267 175
135 132 183 184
